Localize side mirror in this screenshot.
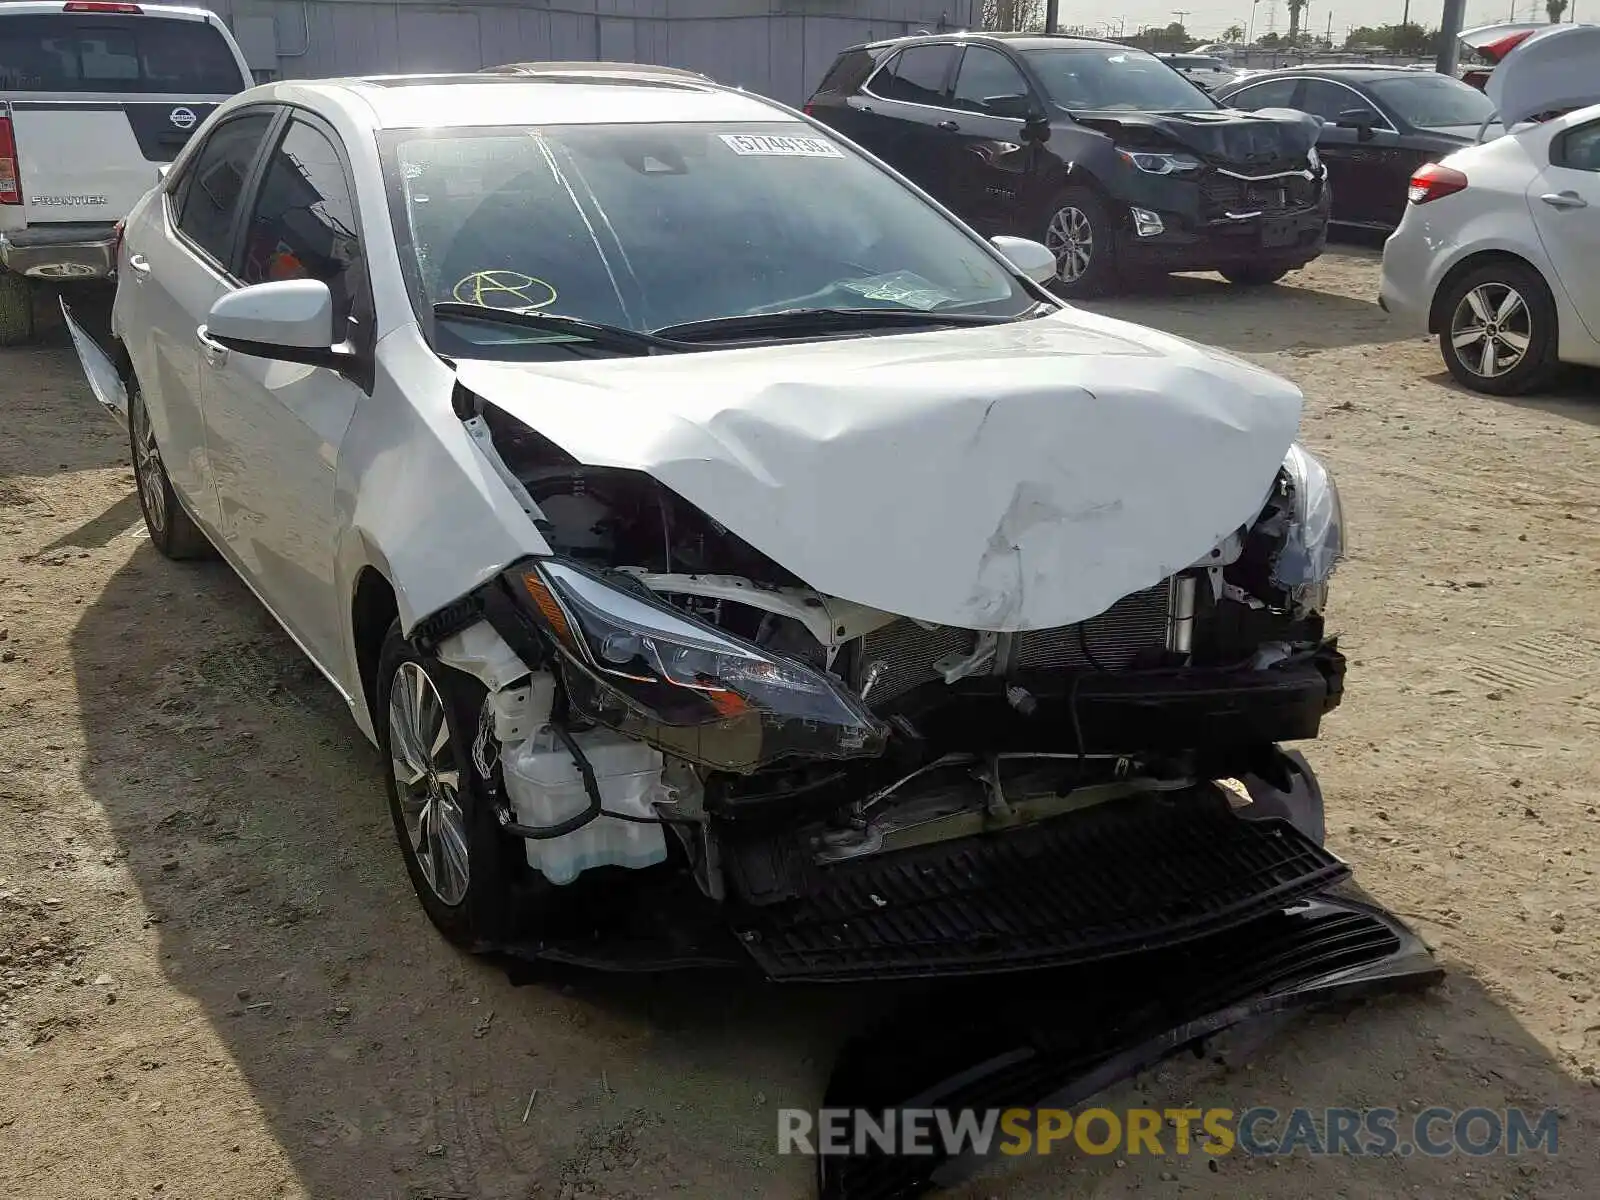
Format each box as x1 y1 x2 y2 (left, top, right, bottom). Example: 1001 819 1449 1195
1336 107 1378 139
204 279 347 369
990 235 1056 285
1021 109 1051 142
984 93 1034 119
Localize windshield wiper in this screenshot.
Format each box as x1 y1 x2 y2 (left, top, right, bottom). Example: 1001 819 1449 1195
651 307 1016 343
432 302 688 354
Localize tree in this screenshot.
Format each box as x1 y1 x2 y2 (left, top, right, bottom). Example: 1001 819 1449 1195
1546 0 1568 19
982 0 1045 31
1258 30 1281 46
1224 23 1245 41
1286 0 1307 45
1344 21 1435 55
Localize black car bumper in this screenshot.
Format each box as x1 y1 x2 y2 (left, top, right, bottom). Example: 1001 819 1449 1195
1118 190 1331 272
819 884 1442 1198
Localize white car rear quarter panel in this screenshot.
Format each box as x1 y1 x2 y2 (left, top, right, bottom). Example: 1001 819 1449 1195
1381 129 1600 367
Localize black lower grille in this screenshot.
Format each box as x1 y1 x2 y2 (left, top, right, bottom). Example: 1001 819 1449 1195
1200 170 1319 219
733 787 1347 982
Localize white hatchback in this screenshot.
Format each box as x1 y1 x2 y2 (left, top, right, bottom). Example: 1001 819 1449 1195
1379 24 1600 394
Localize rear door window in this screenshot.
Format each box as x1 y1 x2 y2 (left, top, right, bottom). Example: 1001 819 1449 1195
871 45 957 106
174 111 274 267
0 14 244 94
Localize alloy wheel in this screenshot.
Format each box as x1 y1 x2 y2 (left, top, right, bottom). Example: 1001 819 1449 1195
1045 206 1094 282
131 393 167 535
388 660 470 906
1450 282 1532 380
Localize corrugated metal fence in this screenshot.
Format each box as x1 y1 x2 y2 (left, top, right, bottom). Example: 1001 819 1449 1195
199 0 978 105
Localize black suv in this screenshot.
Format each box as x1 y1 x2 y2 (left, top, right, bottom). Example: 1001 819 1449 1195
805 33 1331 295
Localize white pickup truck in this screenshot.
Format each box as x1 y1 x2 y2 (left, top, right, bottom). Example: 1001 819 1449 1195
0 1 251 344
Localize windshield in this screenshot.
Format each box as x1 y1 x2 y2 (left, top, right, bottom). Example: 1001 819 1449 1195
1025 47 1216 112
1368 73 1496 128
0 14 244 94
381 122 1034 359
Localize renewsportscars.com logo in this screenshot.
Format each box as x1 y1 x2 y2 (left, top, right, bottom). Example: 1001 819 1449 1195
778 1106 1561 1159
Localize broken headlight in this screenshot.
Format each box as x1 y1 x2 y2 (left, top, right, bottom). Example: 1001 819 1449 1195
512 560 887 774
1272 443 1345 609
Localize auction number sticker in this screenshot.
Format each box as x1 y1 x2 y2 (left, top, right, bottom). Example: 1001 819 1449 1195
719 133 844 158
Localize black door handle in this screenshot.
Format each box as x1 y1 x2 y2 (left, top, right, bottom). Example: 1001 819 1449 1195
937 119 960 131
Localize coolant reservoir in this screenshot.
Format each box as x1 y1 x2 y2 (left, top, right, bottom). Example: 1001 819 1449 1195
500 728 668 885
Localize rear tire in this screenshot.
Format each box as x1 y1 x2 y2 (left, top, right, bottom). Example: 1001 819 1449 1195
1221 263 1293 287
0 270 35 347
1436 259 1558 396
1043 186 1120 298
377 622 545 951
128 377 213 560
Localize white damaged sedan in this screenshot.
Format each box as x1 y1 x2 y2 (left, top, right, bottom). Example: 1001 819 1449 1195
69 68 1351 980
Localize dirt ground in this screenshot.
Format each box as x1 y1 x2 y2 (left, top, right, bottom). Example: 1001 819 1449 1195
1 247 1598 1199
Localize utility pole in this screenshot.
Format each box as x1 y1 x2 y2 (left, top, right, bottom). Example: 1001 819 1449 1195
1045 0 1059 32
1173 7 1191 35
1437 0 1465 73
1325 10 1331 41
1402 0 1410 26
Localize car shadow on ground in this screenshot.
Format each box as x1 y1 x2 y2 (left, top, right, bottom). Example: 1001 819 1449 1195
1425 369 1600 429
57 515 1597 1197
1086 246 1399 356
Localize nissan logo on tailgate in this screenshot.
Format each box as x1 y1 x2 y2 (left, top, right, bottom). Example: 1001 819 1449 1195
169 107 197 130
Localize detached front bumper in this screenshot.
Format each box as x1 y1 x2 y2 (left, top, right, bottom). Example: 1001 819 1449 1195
0 224 118 280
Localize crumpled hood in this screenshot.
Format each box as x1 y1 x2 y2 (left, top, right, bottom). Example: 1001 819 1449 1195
455 308 1304 632
1074 108 1319 163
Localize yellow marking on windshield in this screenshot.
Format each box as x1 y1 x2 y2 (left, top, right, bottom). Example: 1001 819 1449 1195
451 270 558 310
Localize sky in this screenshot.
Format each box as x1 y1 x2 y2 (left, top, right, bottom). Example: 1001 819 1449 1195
1062 0 1575 41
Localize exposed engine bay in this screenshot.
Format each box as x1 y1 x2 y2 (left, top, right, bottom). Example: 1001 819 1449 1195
412 394 1351 980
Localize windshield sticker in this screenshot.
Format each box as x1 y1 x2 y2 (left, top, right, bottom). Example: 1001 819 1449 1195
835 271 957 312
452 270 558 311
719 133 844 158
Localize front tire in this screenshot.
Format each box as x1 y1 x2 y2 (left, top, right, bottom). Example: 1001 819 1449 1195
0 270 35 347
129 378 212 560
1043 187 1119 297
1437 260 1558 396
1221 263 1293 287
377 623 538 950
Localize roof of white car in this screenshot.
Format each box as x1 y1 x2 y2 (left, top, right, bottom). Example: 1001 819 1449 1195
0 1 216 18
260 73 786 130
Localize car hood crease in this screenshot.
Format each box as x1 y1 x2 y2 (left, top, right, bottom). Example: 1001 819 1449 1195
1074 108 1320 161
455 309 1304 632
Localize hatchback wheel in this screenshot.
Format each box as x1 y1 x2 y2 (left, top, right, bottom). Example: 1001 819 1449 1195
129 378 212 559
1043 188 1118 297
1437 261 1558 396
